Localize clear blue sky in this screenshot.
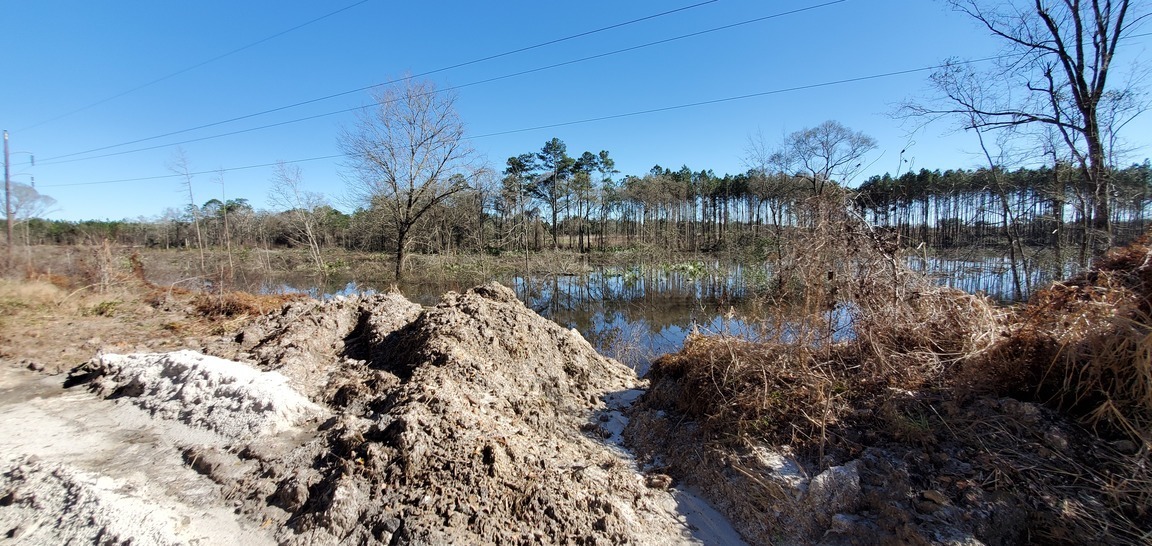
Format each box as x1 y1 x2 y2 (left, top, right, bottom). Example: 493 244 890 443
3 0 1149 221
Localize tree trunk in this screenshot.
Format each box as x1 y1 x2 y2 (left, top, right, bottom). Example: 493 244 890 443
394 226 409 281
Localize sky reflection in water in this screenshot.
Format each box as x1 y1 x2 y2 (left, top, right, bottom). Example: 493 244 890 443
260 257 1034 375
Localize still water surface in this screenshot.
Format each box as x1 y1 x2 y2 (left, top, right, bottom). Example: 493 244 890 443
247 257 1034 374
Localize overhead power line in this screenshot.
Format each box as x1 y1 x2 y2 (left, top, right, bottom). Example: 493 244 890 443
39 0 849 167
37 0 725 163
39 56 999 189
41 155 344 188
20 0 374 132
473 57 1002 138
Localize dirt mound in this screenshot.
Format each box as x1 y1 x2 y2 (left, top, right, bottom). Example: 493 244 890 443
223 282 720 545
224 291 423 406
43 282 740 545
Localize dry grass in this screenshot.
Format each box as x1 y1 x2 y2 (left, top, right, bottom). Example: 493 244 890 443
963 235 1152 448
858 286 1006 388
646 204 1152 543
650 334 853 445
189 290 305 319
647 196 1012 463
14 243 302 331
0 279 67 308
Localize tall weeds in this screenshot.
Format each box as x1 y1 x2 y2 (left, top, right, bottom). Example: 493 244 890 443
646 206 1152 543
647 192 1008 458
968 236 1152 448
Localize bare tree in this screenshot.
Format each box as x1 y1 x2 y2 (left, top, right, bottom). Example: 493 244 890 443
771 121 878 197
167 147 205 272
9 182 56 244
9 182 56 268
268 161 328 274
340 78 486 280
914 0 1145 252
212 169 235 277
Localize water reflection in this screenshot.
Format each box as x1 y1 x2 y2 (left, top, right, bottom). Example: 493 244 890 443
510 271 760 374
222 256 1053 375
905 255 1073 301
505 274 853 375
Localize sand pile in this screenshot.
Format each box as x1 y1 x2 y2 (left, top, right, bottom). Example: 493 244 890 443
87 350 326 439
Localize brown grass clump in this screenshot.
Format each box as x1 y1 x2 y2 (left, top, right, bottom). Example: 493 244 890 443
965 235 1152 447
647 280 1009 461
190 291 305 319
857 286 1006 388
647 198 1011 459
649 334 856 450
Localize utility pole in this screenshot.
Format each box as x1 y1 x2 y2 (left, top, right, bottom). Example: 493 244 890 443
4 130 11 268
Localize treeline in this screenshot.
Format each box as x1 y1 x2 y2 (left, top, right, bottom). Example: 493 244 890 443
858 162 1152 261
13 145 1151 266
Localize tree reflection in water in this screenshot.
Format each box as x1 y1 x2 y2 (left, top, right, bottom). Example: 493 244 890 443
252 258 1035 375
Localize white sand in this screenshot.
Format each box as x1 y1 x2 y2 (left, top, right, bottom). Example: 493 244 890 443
94 350 326 439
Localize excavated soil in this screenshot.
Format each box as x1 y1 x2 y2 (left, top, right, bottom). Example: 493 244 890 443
0 282 744 545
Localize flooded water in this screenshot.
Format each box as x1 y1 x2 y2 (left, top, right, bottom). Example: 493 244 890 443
252 263 855 375
229 255 1060 374
905 254 1075 302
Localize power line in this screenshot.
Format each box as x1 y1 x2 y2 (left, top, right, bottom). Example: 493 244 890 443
40 154 344 188
19 0 374 133
39 56 1000 189
37 0 724 163
39 0 850 167
473 59 1003 139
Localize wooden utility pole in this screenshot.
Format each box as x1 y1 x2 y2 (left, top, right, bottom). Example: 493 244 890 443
4 130 11 268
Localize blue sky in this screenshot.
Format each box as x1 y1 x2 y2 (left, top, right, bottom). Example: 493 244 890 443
4 0 1150 221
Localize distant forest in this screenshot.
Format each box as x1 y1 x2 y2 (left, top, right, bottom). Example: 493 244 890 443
14 160 1148 263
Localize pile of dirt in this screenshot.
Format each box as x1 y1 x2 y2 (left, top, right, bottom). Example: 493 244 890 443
218 283 722 545
220 291 423 405
19 282 742 545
